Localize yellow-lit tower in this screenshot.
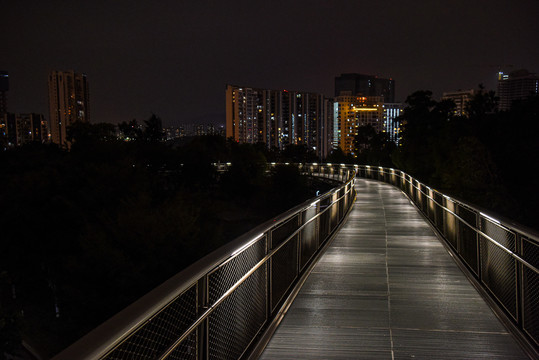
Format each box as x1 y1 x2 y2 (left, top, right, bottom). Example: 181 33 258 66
335 95 383 156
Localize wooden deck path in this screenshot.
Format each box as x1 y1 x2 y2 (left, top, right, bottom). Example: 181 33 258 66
259 179 529 359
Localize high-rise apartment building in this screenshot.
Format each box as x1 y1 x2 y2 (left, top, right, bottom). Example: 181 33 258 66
226 85 333 159
334 95 384 156
0 71 8 118
442 89 475 117
1 113 49 147
335 73 395 103
383 103 403 145
497 69 539 111
48 70 90 146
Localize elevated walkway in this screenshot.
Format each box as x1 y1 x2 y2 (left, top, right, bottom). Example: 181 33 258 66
260 179 529 359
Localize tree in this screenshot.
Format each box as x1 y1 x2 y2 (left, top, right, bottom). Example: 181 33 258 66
325 147 354 164
268 164 309 210
66 121 117 148
178 135 229 189
118 119 143 141
353 125 396 166
280 144 317 163
392 91 440 180
143 114 164 142
465 84 498 120
221 142 267 201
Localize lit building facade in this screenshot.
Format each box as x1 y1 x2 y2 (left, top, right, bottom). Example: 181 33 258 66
442 89 475 116
226 84 333 158
167 123 225 139
1 113 49 147
383 103 403 145
48 70 90 147
334 95 384 156
497 69 539 111
335 73 395 102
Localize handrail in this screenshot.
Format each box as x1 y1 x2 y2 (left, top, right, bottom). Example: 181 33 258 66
157 187 352 359
354 164 539 354
53 164 356 360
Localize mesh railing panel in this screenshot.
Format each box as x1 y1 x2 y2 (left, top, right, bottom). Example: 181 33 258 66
104 285 198 360
427 188 435 222
348 185 355 211
165 331 198 360
457 204 478 274
271 236 298 311
479 217 517 319
329 194 339 231
338 188 345 221
300 207 319 270
522 238 539 346
443 198 458 249
356 164 539 352
208 265 267 360
52 165 357 360
208 236 266 304
419 184 428 214
434 192 444 229
271 215 299 248
319 199 330 244
390 171 398 187
404 174 410 193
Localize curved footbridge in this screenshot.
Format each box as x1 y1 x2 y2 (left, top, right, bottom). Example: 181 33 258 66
53 164 538 360
259 179 530 359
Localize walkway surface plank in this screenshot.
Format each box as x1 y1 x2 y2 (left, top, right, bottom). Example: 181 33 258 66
259 179 529 360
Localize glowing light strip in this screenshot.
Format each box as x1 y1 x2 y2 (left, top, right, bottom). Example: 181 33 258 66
231 233 264 256
480 212 501 225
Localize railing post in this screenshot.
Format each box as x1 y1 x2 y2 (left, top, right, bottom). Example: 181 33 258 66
266 230 272 321
476 211 482 283
297 213 302 276
516 233 523 328
197 275 209 360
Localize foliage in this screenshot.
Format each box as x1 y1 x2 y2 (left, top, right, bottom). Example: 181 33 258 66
67 121 117 146
267 164 310 211
391 90 455 180
0 129 328 357
143 113 165 142
118 119 143 141
326 147 355 164
353 125 396 167
392 88 538 228
0 272 21 359
279 144 318 163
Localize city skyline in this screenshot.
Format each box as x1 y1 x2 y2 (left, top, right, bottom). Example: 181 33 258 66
2 1 538 127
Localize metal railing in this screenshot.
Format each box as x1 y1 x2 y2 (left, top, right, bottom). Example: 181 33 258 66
355 165 539 353
53 164 356 360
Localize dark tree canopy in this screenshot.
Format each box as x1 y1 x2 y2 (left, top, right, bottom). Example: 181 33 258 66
0 130 333 358
392 88 538 228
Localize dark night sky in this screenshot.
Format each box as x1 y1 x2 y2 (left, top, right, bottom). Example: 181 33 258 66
2 0 538 127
